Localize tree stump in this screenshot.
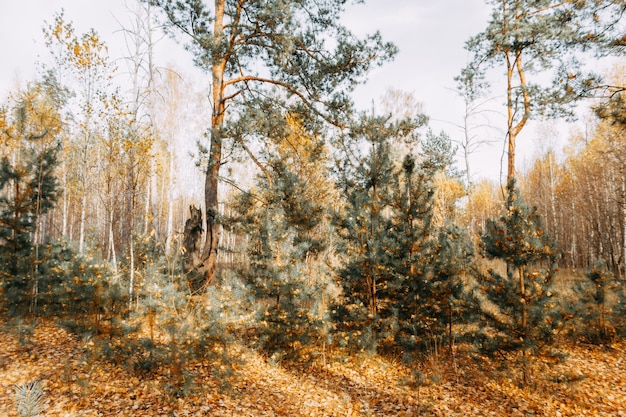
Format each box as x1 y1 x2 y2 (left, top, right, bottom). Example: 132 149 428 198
183 205 204 290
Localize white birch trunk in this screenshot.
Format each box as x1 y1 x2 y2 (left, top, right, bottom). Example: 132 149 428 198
62 167 68 238
109 209 118 273
79 193 87 254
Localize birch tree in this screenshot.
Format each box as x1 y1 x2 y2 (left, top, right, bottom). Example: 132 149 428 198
42 12 113 254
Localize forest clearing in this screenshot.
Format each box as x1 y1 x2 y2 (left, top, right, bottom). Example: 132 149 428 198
1 1 625 416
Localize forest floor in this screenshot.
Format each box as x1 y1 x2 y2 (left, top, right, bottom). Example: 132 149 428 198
0 320 625 417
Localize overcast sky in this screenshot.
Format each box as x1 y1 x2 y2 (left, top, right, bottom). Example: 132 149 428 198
1 0 539 182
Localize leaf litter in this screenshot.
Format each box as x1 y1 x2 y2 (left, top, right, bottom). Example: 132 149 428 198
0 321 624 416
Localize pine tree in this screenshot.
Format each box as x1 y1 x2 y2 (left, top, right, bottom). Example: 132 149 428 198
36 242 126 336
387 132 468 354
429 221 474 354
331 115 469 354
572 259 625 344
332 113 420 352
385 153 436 352
147 0 397 288
231 165 328 362
0 81 62 317
475 179 560 382
459 0 613 183
228 114 335 363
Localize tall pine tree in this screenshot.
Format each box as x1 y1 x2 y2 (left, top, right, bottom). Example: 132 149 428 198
147 0 397 288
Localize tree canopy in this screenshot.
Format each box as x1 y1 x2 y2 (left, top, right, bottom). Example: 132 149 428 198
459 0 625 183
145 0 398 287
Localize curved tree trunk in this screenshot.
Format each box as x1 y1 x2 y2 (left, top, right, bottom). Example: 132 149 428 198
194 0 226 289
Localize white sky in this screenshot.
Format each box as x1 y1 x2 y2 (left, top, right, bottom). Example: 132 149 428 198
0 0 572 184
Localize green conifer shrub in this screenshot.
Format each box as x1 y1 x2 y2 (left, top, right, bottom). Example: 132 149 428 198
0 145 60 315
570 259 624 344
385 153 438 353
429 221 474 352
229 159 332 363
386 133 471 357
332 115 400 352
332 114 471 355
36 242 127 337
0 82 61 318
125 233 239 395
474 179 561 382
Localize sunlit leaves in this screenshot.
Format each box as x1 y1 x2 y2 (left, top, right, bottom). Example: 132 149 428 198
43 11 110 77
520 67 625 274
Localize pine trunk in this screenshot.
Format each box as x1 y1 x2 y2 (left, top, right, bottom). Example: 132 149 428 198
196 0 226 289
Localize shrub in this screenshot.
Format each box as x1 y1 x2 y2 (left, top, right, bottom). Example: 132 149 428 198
570 259 624 344
473 179 562 383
